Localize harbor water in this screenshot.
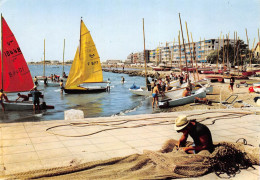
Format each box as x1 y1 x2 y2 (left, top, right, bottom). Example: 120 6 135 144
0 65 157 122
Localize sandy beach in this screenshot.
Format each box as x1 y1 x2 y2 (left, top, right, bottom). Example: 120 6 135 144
164 82 259 113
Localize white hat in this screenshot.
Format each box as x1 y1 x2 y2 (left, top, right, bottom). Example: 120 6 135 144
174 115 190 131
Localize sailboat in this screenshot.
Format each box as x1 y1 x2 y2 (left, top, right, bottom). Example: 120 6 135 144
64 19 106 94
0 15 53 111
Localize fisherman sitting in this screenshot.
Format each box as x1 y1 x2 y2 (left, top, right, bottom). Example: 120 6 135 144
15 93 29 102
160 115 214 154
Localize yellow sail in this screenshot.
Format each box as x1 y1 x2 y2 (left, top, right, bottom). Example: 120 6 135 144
65 20 103 89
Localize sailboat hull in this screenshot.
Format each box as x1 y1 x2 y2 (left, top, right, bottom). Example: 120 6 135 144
0 101 54 111
64 87 107 94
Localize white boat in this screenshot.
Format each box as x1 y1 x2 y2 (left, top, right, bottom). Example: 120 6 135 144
3 101 33 111
158 87 207 108
169 80 180 87
39 80 60 87
129 86 151 96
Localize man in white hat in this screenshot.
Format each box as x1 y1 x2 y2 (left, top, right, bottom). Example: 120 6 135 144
174 115 214 154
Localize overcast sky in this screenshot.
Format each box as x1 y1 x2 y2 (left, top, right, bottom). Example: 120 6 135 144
1 0 259 62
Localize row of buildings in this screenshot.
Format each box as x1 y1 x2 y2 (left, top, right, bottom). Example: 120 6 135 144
126 38 258 65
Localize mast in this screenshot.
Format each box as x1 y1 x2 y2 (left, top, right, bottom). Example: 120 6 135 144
171 38 175 68
178 31 182 74
142 18 147 89
178 13 189 81
1 14 3 90
44 39 45 77
233 31 236 67
245 28 250 69
222 35 225 76
79 17 82 58
226 33 229 71
217 33 221 70
190 32 199 81
62 39 65 76
185 21 195 81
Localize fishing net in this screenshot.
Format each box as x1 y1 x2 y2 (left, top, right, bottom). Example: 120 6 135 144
2 140 258 180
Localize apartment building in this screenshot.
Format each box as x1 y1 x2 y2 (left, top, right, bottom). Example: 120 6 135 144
128 38 243 65
171 39 236 65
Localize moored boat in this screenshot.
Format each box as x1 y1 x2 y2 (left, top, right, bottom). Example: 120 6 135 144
64 18 107 94
0 15 53 110
158 87 207 108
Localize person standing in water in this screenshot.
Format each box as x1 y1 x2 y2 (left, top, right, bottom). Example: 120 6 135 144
60 79 64 93
106 78 111 92
121 76 125 84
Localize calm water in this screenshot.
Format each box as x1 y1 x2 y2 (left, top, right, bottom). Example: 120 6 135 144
0 65 159 123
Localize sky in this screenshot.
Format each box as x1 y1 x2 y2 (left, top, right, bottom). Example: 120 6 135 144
0 0 259 62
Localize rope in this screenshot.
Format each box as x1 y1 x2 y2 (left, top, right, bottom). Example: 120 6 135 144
207 142 254 178
46 110 254 137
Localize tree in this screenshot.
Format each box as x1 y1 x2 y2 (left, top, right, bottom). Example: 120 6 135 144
207 40 250 66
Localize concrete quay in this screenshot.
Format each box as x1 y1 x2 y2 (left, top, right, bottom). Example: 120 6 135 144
0 108 259 179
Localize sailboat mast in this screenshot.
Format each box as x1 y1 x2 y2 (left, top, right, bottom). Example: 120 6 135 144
142 18 147 89
79 17 82 58
44 39 45 77
178 13 189 81
178 31 182 74
1 14 3 90
185 21 195 81
62 39 65 75
245 28 250 69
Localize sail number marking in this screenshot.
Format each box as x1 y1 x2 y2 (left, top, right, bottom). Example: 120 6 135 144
8 67 25 78
3 47 21 58
87 61 99 66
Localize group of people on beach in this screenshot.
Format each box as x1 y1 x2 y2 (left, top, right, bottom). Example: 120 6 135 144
151 72 191 108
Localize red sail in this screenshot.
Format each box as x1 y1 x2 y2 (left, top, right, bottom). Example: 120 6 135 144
0 16 34 92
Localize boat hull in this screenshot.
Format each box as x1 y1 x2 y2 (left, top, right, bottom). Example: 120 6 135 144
159 88 206 108
64 87 107 94
0 101 54 111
